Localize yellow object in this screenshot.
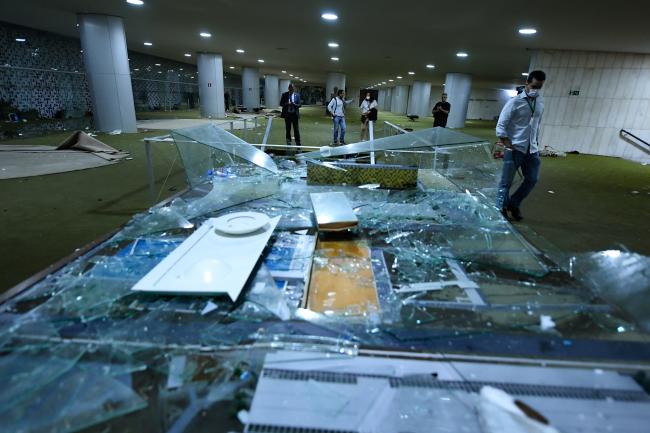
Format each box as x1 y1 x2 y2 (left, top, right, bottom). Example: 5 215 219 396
307 162 417 189
307 240 379 314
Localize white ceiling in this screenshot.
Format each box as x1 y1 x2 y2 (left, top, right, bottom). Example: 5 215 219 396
2 0 650 89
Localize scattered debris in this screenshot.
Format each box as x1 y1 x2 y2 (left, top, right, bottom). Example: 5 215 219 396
540 315 556 331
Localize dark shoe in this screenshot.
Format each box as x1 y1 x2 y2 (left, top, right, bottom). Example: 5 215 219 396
340 141 346 145
507 206 523 221
286 140 292 145
500 208 510 220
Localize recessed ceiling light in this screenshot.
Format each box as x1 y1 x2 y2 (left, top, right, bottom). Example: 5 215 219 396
519 28 537 35
229 66 235 69
126 0 144 5
382 81 387 84
199 32 211 38
134 68 139 71
155 63 161 66
408 71 415 75
456 52 468 58
179 68 183 71
257 59 265 63
143 42 152 46
281 70 286 73
15 38 26 42
184 53 191 57
521 72 528 76
328 42 339 48
289 74 294 77
191 76 195 78
321 12 338 21
236 49 245 53
389 79 394 82
157 71 162 74
396 76 402 79
331 57 339 61
426 64 435 69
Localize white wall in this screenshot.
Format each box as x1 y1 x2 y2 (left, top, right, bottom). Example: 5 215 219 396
467 88 512 121
531 49 650 163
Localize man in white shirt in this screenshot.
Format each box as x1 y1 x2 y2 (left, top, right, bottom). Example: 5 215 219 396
327 89 351 145
495 70 546 221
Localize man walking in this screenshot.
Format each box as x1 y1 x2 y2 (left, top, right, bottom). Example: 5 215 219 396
432 93 451 127
280 83 301 147
496 70 546 221
327 89 350 145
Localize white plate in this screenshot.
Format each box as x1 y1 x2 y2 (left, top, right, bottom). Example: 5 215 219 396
213 211 271 235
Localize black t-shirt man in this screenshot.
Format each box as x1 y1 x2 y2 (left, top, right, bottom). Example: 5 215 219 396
433 93 451 127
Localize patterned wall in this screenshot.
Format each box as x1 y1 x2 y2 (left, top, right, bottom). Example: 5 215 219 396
0 21 200 118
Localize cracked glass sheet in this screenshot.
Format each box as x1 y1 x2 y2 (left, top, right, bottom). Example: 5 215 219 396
3 134 650 431
571 251 650 332
171 123 278 189
299 126 488 159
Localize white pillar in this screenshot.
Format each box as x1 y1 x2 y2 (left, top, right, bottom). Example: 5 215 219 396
407 81 431 118
348 87 361 106
78 14 136 132
196 53 225 118
242 67 260 110
378 89 387 110
326 72 346 100
264 74 280 108
445 73 472 128
391 85 409 115
384 87 393 112
279 79 292 95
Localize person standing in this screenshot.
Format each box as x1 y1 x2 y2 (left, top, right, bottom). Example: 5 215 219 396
432 93 451 127
360 92 378 141
327 89 351 145
495 70 546 221
280 83 301 147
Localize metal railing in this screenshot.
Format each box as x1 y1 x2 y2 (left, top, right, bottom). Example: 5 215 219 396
620 129 650 150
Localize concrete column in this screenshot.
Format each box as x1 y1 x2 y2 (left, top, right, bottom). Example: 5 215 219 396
326 72 346 100
407 81 432 118
78 14 136 132
279 79 292 95
347 87 361 106
444 73 472 128
196 53 225 118
264 74 280 108
242 67 260 110
384 87 393 112
391 85 409 115
378 89 387 110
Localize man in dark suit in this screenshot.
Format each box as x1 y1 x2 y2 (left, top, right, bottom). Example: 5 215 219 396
432 93 451 127
280 83 301 147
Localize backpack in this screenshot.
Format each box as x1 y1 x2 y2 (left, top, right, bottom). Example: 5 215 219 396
325 97 334 115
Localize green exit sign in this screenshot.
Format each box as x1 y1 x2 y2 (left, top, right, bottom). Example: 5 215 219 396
569 90 580 96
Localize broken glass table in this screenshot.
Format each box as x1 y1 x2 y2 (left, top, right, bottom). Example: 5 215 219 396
2 124 649 432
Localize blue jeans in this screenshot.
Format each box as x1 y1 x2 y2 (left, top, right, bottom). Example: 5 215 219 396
332 116 346 143
496 149 541 209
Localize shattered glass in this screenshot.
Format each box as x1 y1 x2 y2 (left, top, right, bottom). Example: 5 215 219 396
2 125 650 431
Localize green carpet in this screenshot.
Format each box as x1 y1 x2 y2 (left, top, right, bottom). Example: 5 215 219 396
1 107 648 293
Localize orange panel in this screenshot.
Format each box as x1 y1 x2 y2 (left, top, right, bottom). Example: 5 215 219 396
307 240 379 315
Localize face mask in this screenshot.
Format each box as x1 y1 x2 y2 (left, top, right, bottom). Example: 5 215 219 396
526 89 539 98
366 96 370 100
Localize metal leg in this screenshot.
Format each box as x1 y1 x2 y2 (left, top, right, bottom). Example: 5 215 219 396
144 140 156 205
369 121 375 165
